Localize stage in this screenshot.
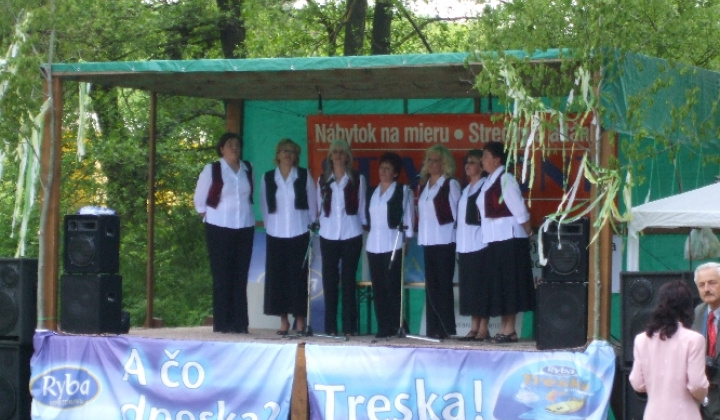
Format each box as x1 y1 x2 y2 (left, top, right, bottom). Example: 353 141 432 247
27 327 616 420
129 326 544 348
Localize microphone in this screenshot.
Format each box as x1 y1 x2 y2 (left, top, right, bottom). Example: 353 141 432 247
322 176 335 189
319 176 334 209
410 174 422 189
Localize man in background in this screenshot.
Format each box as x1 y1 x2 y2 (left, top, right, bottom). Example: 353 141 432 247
693 262 720 420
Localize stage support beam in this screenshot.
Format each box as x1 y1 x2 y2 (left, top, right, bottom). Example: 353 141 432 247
145 92 158 328
597 129 613 340
225 100 243 134
291 344 308 420
38 75 63 331
587 127 613 341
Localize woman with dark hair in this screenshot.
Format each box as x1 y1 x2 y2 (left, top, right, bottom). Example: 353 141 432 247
193 132 255 333
417 144 460 339
476 141 534 343
261 138 317 335
317 139 367 336
629 280 708 420
456 149 490 341
365 152 415 338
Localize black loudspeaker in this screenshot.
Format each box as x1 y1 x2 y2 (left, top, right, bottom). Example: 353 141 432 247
0 343 32 420
542 217 590 283
622 369 647 420
620 271 697 366
60 273 122 334
64 214 120 274
0 259 37 345
535 282 588 350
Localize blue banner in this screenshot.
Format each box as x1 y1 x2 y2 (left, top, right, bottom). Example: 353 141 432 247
30 331 297 420
306 340 615 420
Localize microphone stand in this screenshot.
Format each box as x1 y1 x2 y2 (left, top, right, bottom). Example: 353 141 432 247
290 221 318 339
401 240 441 343
386 186 441 343
288 177 347 341
388 191 408 338
393 223 407 338
402 182 442 344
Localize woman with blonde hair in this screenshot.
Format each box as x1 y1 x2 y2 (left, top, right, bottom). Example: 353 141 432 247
417 144 460 339
317 139 367 336
261 138 317 335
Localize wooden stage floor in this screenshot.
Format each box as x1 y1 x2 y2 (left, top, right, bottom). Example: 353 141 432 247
126 326 567 352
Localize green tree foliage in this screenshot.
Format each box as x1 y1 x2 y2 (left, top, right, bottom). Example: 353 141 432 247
0 0 479 327
468 0 720 233
6 0 716 326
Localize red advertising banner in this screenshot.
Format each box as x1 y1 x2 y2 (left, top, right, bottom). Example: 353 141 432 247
306 113 594 227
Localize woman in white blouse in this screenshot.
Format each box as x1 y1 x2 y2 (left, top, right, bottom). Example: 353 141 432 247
261 139 317 335
456 149 490 341
417 144 460 339
365 152 415 338
317 139 367 336
193 132 255 334
476 141 534 343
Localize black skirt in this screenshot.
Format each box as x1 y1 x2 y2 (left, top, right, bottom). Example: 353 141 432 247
458 247 491 316
485 237 535 317
263 233 309 316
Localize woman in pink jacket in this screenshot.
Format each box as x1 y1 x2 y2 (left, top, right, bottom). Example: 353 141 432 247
629 280 709 420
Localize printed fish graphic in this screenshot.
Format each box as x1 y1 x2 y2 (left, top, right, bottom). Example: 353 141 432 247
545 398 585 415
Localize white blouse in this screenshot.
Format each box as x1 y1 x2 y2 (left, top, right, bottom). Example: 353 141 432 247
417 175 460 246
317 172 367 240
193 159 255 229
456 178 488 253
476 165 530 243
260 167 317 238
365 182 415 254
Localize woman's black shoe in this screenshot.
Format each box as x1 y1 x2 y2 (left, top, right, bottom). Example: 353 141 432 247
459 331 478 341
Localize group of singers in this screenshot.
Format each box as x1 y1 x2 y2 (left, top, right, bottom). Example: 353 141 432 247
193 132 535 342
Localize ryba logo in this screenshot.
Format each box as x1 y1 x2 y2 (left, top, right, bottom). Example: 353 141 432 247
493 361 604 420
30 366 101 409
542 365 578 376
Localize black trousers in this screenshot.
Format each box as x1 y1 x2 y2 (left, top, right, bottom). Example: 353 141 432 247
204 223 254 333
367 250 402 336
320 235 363 334
423 243 457 337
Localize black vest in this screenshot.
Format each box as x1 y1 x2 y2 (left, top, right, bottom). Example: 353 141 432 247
264 167 309 213
465 187 482 226
366 183 405 229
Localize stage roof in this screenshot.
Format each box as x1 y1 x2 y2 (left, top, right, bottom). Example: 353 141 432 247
44 51 566 101
46 50 720 153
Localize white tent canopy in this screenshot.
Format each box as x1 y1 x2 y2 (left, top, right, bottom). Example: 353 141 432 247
627 182 720 271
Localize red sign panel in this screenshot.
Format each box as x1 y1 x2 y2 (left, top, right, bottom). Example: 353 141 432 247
306 113 594 227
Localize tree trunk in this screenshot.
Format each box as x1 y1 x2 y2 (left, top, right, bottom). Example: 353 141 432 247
216 0 246 58
88 85 148 221
371 0 392 55
343 0 367 56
